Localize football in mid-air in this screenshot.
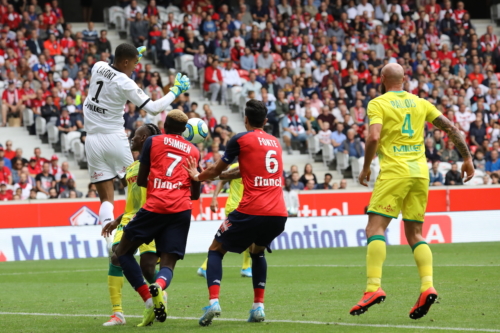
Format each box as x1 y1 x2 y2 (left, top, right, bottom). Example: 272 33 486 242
183 118 209 144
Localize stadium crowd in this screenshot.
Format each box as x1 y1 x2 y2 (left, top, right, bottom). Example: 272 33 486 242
1 0 500 202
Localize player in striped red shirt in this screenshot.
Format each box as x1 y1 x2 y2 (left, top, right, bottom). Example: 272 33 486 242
185 100 287 326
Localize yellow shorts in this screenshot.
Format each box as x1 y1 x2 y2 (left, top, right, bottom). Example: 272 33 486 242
367 178 429 222
112 223 157 255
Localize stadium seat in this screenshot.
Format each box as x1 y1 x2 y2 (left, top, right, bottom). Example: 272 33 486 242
166 5 181 14
352 157 364 183
336 151 349 177
186 62 198 85
36 192 48 199
307 135 319 160
23 108 34 127
72 139 86 168
438 162 452 175
321 143 334 168
61 131 81 156
465 176 484 186
47 124 59 146
108 6 125 28
35 116 47 136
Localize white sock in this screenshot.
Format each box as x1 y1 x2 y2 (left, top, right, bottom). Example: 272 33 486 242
100 201 114 227
209 299 219 305
145 298 153 308
252 302 264 310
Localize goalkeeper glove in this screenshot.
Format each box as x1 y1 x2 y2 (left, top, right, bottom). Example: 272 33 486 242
136 46 146 64
169 73 191 97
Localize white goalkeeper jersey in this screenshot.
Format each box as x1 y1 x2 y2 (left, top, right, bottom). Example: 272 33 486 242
83 61 151 134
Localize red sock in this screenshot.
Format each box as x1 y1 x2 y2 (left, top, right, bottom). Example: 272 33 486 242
254 288 265 303
136 284 151 302
208 285 220 300
156 278 167 290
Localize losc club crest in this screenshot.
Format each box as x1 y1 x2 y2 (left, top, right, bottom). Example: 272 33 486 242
70 206 99 226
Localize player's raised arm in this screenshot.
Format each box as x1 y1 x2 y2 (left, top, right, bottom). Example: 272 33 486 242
219 166 241 180
125 73 190 116
431 115 475 182
185 157 229 182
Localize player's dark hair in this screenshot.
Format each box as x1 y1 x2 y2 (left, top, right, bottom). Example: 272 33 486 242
245 99 267 128
114 43 138 63
144 123 161 136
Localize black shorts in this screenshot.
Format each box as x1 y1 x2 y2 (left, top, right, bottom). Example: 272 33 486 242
123 208 191 259
215 210 287 254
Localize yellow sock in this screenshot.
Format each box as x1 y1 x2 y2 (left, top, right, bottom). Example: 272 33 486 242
412 241 433 293
201 258 208 270
366 236 386 292
108 264 124 313
241 248 251 270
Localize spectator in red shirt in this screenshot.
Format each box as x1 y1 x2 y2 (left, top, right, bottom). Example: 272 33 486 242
51 0 64 23
0 182 12 200
50 155 60 176
143 0 159 21
1 80 24 127
41 4 57 28
31 89 45 117
171 28 185 56
3 4 21 30
33 147 49 170
202 104 218 134
204 59 226 105
230 39 244 64
3 140 15 160
201 180 216 194
0 159 12 184
44 33 62 56
27 158 41 177
468 64 485 83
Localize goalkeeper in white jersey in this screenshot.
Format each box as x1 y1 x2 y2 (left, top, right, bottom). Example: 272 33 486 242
83 43 190 239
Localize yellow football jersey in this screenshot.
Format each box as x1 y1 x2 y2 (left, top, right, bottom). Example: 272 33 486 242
122 160 147 224
367 91 442 180
224 163 244 215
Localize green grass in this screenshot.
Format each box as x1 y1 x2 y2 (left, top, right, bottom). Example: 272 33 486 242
1 242 500 332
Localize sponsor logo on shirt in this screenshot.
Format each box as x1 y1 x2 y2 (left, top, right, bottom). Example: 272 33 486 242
91 172 104 179
153 178 184 189
84 100 107 114
253 176 282 187
393 144 422 153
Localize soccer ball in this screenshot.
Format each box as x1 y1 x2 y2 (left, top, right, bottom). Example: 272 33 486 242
183 118 209 144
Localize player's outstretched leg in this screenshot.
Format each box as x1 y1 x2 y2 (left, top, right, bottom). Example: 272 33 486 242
409 241 438 319
103 250 126 326
247 250 266 322
350 235 387 316
241 248 252 278
150 266 173 323
198 258 208 278
116 238 155 327
199 250 224 326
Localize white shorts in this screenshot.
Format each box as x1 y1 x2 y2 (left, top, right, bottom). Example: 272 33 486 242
85 132 133 183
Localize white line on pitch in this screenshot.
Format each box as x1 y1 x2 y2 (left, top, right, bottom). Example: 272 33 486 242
0 312 498 332
1 264 498 276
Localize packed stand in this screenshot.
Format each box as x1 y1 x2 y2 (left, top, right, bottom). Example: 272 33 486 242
0 141 99 200
137 0 497 186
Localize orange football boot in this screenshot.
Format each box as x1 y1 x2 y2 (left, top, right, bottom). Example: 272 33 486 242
409 287 438 319
350 288 386 316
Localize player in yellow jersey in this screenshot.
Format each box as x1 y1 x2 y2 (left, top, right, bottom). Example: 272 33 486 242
350 63 474 319
101 123 163 326
197 163 253 278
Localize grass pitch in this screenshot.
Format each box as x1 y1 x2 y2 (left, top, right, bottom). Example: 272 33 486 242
1 242 499 333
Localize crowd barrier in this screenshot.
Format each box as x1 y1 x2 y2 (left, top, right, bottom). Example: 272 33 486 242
0 210 499 262
0 187 499 229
